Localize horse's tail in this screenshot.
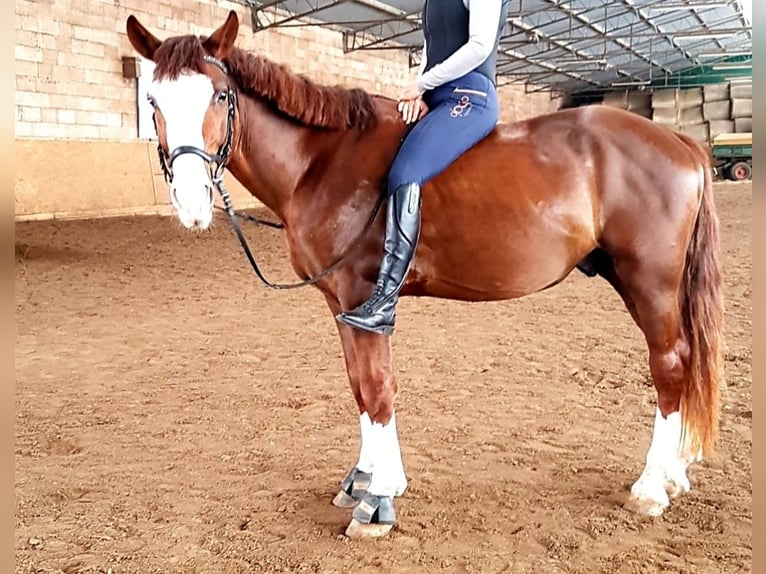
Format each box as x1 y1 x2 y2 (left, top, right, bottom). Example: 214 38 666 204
678 148 725 459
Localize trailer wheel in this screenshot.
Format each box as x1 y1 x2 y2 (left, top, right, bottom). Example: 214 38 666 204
728 161 752 181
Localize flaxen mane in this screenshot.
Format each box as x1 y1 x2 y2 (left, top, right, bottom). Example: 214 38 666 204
152 35 378 131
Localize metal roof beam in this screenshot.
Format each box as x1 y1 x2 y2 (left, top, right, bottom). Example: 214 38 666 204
504 18 607 66
645 2 732 10
506 1 665 37
540 0 674 74
620 0 720 64
498 46 601 86
247 0 753 93
353 0 407 16
729 0 753 37
499 55 610 73
341 6 420 52
249 0 411 32
343 19 420 52
561 6 695 53
501 72 571 84
249 0 353 31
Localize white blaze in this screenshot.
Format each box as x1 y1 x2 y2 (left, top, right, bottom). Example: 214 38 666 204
149 72 216 229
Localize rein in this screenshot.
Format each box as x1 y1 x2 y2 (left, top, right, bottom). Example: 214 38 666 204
153 54 384 290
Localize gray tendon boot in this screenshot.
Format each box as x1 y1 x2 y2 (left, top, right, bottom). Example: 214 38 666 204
336 182 422 335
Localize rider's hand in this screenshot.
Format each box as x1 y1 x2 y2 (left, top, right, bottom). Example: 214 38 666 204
398 83 428 124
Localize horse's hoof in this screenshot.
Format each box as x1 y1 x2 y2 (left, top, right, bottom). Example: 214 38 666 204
344 492 396 538
623 494 667 517
664 478 690 499
344 518 394 539
332 490 358 509
332 467 372 508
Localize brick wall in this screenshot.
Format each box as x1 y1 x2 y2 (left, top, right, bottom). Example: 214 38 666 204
15 0 417 141
498 84 561 123
14 0 559 218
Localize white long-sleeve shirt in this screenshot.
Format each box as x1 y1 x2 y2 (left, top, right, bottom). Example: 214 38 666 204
416 0 504 92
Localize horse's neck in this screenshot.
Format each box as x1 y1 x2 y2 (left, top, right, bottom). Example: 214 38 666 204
226 93 404 225
226 97 311 220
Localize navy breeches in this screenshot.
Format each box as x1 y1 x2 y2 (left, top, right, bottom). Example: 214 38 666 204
387 71 499 194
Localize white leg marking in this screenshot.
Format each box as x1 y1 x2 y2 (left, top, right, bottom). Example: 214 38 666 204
629 408 700 515
355 412 375 473
365 411 407 498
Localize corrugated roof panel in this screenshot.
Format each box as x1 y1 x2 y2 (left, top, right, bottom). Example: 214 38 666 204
244 0 752 93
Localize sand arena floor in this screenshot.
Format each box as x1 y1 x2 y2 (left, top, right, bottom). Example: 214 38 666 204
15 181 751 573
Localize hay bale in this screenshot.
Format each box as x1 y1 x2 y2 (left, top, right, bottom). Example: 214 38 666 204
679 106 705 126
652 107 677 124
731 98 753 118
702 100 731 121
678 87 703 108
709 119 735 139
730 83 752 99
602 90 628 108
734 117 752 133
652 88 677 109
630 107 652 119
627 91 652 110
680 122 710 142
703 83 730 102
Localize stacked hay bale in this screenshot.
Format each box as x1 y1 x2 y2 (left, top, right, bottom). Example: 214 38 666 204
647 87 711 142
677 87 709 142
703 83 734 140
626 90 652 119
601 89 652 118
730 82 752 133
651 88 680 130
602 89 628 110
600 80 751 146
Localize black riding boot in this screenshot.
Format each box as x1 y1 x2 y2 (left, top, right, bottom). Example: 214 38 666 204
336 182 422 335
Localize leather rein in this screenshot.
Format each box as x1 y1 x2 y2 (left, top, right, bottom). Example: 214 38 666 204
152 54 385 290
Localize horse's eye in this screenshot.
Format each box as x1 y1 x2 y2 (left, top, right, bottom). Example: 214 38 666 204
216 90 228 103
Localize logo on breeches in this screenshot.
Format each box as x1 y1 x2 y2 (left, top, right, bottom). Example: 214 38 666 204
450 95 472 118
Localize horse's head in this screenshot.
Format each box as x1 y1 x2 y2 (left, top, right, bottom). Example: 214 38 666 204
126 11 241 230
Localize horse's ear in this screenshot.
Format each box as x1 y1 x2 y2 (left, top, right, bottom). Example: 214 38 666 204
202 10 239 59
126 15 162 61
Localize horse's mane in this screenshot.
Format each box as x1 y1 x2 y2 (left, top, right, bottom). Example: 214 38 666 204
152 36 379 131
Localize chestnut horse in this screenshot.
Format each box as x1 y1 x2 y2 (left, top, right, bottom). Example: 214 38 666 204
126 10 724 538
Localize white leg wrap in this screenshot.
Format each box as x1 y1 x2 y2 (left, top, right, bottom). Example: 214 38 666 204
365 411 408 497
355 412 375 473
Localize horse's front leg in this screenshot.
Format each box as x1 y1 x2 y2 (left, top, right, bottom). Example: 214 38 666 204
330 318 377 509
344 329 407 538
326 296 407 537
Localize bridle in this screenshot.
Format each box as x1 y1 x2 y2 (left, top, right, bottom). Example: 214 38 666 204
151 54 385 290
154 55 236 190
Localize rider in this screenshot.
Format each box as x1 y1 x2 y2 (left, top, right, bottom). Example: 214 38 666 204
336 0 510 335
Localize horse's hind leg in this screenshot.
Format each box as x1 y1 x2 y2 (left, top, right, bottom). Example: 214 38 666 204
598 255 704 517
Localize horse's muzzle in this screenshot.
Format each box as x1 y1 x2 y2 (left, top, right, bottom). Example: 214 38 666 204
170 182 215 230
